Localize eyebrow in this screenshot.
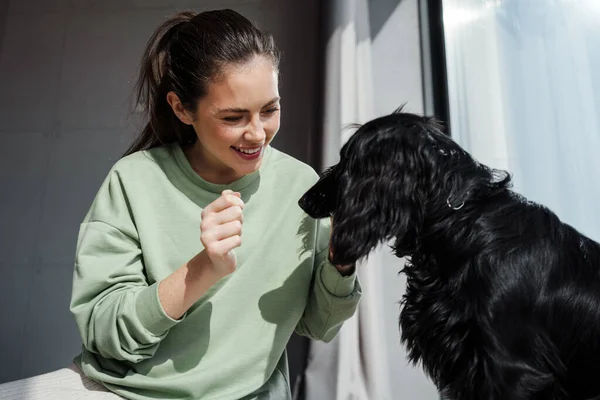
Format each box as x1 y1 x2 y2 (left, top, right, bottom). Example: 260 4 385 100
217 97 280 113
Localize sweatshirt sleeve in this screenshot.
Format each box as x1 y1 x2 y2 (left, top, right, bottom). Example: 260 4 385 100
294 217 362 342
69 169 183 363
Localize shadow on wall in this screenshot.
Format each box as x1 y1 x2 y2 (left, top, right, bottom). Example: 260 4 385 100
369 0 405 38
324 0 405 40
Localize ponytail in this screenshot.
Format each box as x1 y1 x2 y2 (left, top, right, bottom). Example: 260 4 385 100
123 11 196 157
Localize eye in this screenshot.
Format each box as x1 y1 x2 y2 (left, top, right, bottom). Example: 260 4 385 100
262 107 280 115
222 116 243 123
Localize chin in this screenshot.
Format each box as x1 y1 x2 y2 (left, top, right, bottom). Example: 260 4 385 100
228 157 262 177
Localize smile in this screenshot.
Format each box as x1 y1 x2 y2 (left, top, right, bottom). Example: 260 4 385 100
231 145 264 161
232 146 262 154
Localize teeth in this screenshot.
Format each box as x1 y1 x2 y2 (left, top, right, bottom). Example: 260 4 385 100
235 146 261 154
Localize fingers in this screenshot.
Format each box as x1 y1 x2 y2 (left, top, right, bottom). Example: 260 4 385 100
201 220 242 243
200 190 245 257
204 235 242 258
208 205 244 226
202 190 244 217
200 190 244 231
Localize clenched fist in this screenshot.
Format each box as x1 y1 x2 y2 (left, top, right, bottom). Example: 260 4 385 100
200 189 244 276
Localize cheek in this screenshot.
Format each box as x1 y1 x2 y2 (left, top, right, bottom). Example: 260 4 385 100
194 120 238 146
215 126 240 143
265 115 281 138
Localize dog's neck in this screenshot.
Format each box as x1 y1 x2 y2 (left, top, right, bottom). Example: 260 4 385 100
398 190 514 270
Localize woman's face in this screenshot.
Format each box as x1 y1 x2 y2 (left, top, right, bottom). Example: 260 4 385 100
170 55 281 184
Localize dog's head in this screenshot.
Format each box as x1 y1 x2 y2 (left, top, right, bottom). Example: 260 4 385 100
299 107 510 266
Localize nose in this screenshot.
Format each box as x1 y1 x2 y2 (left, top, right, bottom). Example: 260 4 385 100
244 116 266 143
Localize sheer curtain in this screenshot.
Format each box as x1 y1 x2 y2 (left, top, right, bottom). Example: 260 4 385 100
442 0 600 242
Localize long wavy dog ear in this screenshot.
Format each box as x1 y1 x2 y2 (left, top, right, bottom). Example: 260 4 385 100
298 166 339 220
329 169 410 266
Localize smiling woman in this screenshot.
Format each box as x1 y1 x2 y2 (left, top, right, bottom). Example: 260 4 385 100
43 8 358 400
0 7 361 400
166 56 282 184
124 10 283 185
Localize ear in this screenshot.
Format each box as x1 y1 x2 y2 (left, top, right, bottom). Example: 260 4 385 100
166 91 194 125
329 170 422 266
298 166 339 219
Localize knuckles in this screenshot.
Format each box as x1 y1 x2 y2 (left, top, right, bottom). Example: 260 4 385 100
232 220 242 232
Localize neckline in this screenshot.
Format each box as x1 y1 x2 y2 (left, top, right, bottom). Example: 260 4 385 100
171 143 271 194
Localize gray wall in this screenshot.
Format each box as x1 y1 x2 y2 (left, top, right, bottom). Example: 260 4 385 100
0 0 319 385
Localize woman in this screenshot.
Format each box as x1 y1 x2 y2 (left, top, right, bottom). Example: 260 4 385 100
65 8 359 400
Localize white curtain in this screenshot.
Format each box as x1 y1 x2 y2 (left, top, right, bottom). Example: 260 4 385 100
442 0 600 242
302 0 394 399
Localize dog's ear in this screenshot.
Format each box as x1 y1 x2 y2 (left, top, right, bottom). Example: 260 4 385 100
298 166 339 219
328 117 434 265
329 166 425 265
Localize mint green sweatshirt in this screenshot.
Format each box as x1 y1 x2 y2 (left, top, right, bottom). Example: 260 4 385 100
69 143 361 400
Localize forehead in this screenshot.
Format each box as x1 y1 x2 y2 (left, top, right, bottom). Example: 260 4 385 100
204 56 279 109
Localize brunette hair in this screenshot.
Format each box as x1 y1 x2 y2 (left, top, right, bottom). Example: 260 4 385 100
124 9 280 156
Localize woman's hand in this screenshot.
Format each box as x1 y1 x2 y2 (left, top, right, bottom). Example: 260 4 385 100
200 189 244 276
158 189 244 320
329 216 356 276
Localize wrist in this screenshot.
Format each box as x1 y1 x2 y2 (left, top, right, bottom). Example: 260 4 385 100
158 251 230 320
190 250 229 280
334 263 355 276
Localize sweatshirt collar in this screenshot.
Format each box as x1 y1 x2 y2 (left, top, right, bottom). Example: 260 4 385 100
172 143 271 194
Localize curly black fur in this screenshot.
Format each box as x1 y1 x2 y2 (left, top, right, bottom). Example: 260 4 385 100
298 108 600 400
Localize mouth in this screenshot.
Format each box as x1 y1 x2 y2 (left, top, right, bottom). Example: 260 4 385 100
231 145 263 160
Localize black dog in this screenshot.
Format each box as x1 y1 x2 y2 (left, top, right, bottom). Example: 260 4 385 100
299 108 600 400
